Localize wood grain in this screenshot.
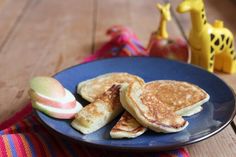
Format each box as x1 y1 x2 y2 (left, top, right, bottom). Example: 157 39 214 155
94 0 183 49
0 0 31 52
0 0 94 123
187 126 236 157
0 0 235 156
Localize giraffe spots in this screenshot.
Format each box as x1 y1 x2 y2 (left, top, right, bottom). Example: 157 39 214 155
229 41 233 49
210 46 214 53
160 10 163 15
226 37 229 45
220 44 224 50
202 14 204 19
210 63 213 67
204 20 207 24
214 39 220 46
210 55 214 61
231 50 234 55
202 8 204 12
221 34 225 41
210 34 215 41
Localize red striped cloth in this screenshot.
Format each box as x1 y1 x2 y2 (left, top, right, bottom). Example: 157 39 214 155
0 113 189 157
0 26 190 157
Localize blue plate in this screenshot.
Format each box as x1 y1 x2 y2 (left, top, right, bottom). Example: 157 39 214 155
36 57 236 151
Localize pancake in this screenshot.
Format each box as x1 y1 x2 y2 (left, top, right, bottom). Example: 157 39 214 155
144 80 210 116
121 82 188 133
111 80 209 136
110 111 147 138
110 81 146 139
71 85 123 134
77 73 145 102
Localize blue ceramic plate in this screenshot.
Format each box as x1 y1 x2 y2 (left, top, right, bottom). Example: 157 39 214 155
36 57 236 151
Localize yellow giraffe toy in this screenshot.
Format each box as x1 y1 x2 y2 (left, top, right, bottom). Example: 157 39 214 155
156 3 171 39
177 0 236 74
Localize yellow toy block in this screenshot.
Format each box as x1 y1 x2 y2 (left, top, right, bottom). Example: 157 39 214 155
177 0 236 74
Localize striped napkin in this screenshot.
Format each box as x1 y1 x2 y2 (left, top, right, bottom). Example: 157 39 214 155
0 26 190 157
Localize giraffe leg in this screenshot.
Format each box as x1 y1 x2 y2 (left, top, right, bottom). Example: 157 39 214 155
214 52 224 72
199 47 214 72
222 51 236 74
190 50 199 65
201 57 214 72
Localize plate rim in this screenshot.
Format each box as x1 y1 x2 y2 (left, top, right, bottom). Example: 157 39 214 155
35 57 236 151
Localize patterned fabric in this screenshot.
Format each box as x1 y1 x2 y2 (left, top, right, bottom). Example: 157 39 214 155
0 26 190 157
82 25 148 63
0 114 190 157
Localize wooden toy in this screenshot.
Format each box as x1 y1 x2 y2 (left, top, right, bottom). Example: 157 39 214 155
177 0 236 74
148 3 189 63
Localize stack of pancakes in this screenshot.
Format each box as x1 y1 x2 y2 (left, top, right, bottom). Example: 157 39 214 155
71 73 209 138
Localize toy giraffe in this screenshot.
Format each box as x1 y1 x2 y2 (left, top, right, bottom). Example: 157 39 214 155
156 3 171 39
177 0 236 74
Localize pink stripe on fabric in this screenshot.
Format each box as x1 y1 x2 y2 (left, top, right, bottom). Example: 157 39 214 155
15 134 28 157
19 134 33 157
0 136 7 157
180 148 190 157
2 135 13 156
11 134 25 157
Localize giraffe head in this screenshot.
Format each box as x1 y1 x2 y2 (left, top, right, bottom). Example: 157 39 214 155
157 3 171 21
177 0 204 13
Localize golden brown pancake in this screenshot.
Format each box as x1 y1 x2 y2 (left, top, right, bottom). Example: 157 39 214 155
71 85 123 134
77 73 145 102
112 80 209 136
110 111 147 138
143 80 209 116
121 82 188 133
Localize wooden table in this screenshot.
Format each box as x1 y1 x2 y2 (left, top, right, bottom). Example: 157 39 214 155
0 0 235 156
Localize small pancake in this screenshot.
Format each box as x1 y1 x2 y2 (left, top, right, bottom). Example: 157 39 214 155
110 82 146 139
77 73 145 102
121 82 188 133
110 111 147 138
144 80 210 116
71 85 123 134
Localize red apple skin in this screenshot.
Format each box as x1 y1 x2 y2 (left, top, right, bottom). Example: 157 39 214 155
148 37 189 63
32 100 76 119
28 89 76 109
46 110 76 119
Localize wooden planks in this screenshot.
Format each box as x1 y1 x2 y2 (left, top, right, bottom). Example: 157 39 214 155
0 0 31 51
0 0 94 123
188 126 236 157
94 0 183 49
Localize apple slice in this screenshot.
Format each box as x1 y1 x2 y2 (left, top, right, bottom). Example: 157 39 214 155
30 77 66 99
28 89 76 109
32 101 83 119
